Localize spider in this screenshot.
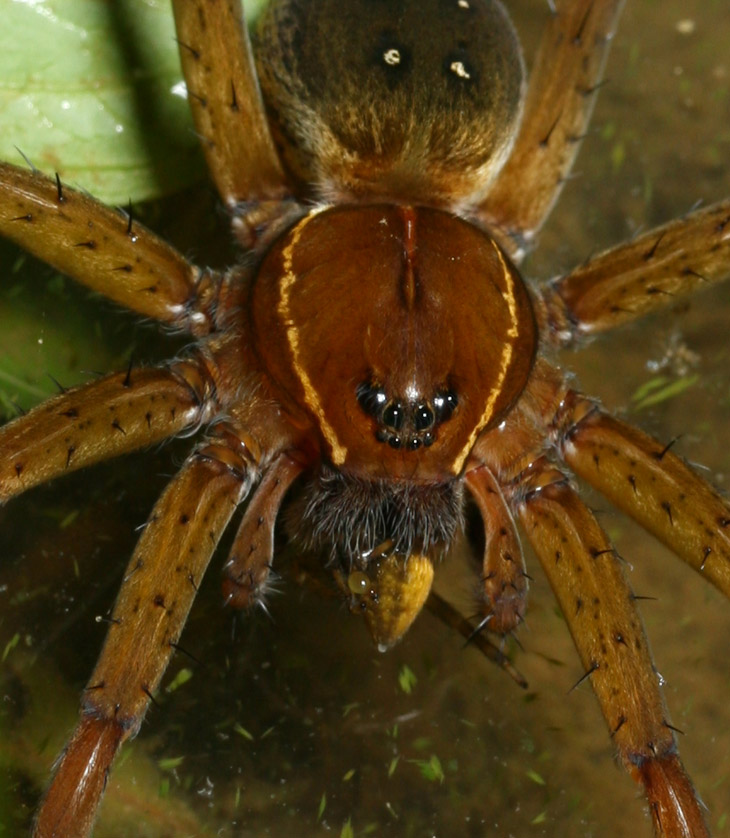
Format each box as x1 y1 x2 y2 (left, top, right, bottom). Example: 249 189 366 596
0 0 729 836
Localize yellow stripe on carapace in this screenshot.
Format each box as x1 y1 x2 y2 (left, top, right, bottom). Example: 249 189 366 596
277 207 348 465
452 241 520 474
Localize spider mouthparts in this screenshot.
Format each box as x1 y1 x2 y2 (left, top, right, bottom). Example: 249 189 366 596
341 552 434 650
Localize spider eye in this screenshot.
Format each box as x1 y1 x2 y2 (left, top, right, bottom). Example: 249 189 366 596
357 382 388 416
414 403 434 430
358 382 458 452
433 390 458 422
382 402 405 430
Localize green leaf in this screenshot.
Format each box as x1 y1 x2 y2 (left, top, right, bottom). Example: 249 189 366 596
631 374 699 411
2 633 20 663
526 768 546 786
0 261 138 417
165 667 194 694
234 723 254 741
316 793 327 821
631 375 671 403
398 664 418 695
412 754 445 783
157 755 185 772
0 0 268 204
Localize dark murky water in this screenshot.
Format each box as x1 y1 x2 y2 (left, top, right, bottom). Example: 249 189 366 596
1 1 729 836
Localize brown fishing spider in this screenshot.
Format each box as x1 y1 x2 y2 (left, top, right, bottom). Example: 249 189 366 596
0 0 729 835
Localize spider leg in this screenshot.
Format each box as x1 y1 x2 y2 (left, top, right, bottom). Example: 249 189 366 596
539 199 730 343
0 162 216 332
464 461 528 634
478 0 623 254
0 357 217 503
425 593 529 689
32 421 258 838
554 391 730 599
515 459 709 838
172 0 289 218
222 451 305 608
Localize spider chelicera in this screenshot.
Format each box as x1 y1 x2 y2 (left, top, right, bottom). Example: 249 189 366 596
0 1 729 836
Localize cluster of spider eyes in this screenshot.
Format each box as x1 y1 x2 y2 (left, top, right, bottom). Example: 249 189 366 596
357 382 458 450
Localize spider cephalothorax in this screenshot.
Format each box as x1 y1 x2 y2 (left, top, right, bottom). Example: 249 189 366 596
247 203 537 480
0 1 729 836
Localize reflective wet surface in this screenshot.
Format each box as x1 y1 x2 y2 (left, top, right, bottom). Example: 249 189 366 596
1 1 729 836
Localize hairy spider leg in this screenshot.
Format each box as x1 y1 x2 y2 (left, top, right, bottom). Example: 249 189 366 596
222 451 305 608
541 199 730 342
0 163 215 332
556 394 730 599
464 462 528 634
0 360 217 501
532 198 730 591
515 464 709 838
172 0 295 248
470 353 728 836
33 422 259 838
479 0 624 253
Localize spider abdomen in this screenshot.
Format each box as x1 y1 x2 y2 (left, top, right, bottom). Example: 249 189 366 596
254 0 525 208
